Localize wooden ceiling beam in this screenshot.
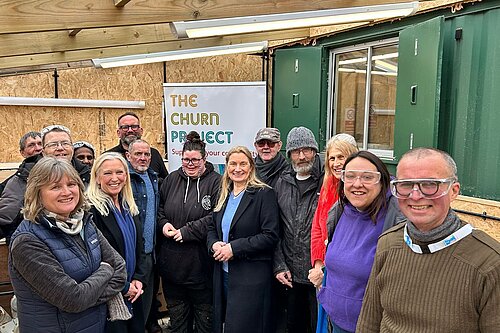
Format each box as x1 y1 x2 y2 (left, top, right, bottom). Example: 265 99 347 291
0 24 175 58
0 25 312 58
0 0 415 34
0 29 310 70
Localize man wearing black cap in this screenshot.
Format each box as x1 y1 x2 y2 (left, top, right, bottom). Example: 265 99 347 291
273 126 323 333
254 127 289 188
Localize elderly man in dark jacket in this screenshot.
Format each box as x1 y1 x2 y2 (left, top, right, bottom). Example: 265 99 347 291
126 139 161 333
253 127 289 189
274 126 323 333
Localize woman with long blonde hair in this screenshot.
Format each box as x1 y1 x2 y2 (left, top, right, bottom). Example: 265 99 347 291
309 135 358 277
207 146 279 333
87 152 148 333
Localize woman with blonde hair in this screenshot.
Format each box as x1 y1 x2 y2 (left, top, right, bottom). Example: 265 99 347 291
87 152 149 333
9 157 127 333
207 146 279 333
309 135 358 279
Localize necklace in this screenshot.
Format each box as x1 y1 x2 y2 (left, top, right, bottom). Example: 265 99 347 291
232 188 245 198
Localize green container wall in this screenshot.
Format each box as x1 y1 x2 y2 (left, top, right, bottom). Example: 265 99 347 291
440 7 500 200
271 1 500 200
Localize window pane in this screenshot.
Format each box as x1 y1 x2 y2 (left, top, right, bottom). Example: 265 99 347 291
335 49 368 148
368 44 398 151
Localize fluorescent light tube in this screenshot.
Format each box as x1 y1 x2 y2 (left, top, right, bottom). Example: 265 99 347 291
171 2 419 38
0 97 145 109
92 41 268 68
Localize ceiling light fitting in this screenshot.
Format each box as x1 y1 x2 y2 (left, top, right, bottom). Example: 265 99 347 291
92 41 268 68
171 2 419 38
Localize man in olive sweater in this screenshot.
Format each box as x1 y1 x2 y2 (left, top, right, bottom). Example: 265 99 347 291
357 148 500 332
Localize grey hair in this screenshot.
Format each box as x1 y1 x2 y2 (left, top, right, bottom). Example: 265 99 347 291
40 125 71 145
128 139 150 152
19 131 41 150
399 147 458 179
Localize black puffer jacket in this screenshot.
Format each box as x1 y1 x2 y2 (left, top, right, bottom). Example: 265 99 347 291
157 162 221 287
273 155 323 284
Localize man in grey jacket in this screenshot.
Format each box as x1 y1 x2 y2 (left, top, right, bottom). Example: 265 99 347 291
273 126 323 333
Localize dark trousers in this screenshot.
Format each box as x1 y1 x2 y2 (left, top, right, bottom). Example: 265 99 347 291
163 283 213 333
142 254 155 322
145 258 162 326
286 282 317 333
272 281 287 333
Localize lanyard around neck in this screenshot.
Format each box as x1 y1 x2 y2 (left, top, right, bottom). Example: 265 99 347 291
403 223 473 254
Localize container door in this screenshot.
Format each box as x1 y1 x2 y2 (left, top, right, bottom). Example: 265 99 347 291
272 47 323 149
394 16 444 160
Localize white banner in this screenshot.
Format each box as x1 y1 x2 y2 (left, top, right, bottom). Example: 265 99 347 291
164 82 266 172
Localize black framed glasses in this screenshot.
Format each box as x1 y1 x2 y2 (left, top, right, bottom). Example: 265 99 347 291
181 157 203 165
391 178 456 199
256 140 277 148
118 124 140 131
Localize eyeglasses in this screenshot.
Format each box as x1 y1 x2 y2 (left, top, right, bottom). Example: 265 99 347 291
256 140 277 148
118 124 141 131
341 170 381 185
290 147 314 157
391 178 456 199
182 157 203 165
44 140 73 149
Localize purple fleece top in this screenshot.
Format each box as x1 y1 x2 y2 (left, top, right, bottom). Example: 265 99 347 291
317 202 386 332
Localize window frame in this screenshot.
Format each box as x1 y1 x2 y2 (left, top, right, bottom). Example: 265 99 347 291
327 37 399 160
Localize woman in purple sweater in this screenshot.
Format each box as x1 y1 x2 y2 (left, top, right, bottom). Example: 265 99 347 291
309 151 401 333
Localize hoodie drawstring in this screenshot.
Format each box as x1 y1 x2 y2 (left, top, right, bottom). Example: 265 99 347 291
183 176 201 204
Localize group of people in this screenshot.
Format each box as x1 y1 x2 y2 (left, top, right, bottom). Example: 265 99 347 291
0 117 498 333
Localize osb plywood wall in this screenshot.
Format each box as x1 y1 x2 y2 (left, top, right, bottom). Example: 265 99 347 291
0 54 262 164
453 197 500 242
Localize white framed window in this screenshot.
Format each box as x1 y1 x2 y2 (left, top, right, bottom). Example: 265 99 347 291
327 38 398 160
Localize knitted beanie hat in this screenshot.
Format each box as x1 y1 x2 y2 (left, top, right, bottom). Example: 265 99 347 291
286 126 318 157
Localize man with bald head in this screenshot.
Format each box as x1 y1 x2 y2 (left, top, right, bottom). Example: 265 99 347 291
357 147 500 332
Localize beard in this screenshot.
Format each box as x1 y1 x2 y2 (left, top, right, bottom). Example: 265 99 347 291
292 159 314 175
122 134 141 145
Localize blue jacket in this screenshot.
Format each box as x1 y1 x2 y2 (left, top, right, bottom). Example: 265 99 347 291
128 164 159 254
9 215 107 333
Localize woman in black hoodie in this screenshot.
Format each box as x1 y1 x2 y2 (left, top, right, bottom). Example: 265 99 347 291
157 131 221 333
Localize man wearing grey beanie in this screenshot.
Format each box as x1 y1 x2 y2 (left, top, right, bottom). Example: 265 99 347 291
273 126 323 333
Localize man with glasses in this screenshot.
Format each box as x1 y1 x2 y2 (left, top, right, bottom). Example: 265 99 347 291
254 128 289 189
106 112 168 181
0 125 90 242
254 128 288 332
126 139 161 333
357 147 500 332
274 126 323 333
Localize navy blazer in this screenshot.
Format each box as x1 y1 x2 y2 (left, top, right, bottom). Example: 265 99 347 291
90 206 149 287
